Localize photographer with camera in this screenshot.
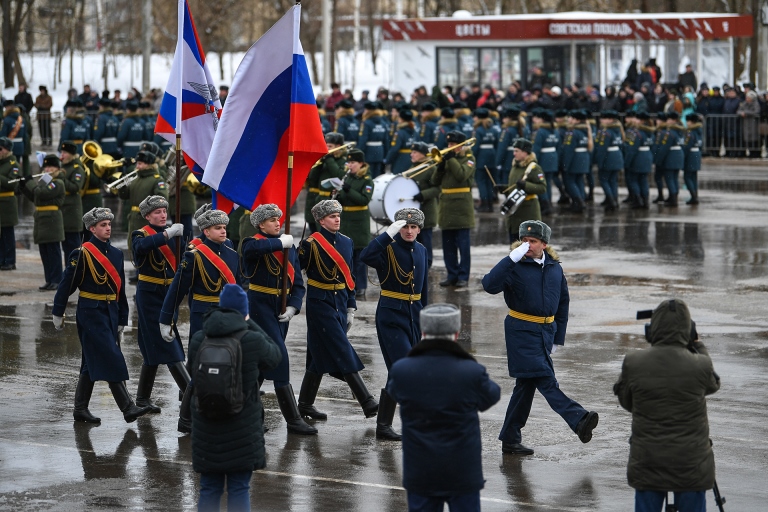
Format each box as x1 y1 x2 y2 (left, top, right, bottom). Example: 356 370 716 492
614 299 721 512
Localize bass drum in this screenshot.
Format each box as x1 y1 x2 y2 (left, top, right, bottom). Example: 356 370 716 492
369 174 421 224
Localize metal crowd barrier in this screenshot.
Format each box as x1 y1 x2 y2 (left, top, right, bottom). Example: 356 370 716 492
701 114 765 157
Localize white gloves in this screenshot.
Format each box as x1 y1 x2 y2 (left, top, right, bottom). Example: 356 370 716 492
386 219 407 238
550 345 558 355
279 234 294 249
165 223 184 239
52 315 64 330
509 242 530 263
160 323 174 342
277 306 297 323
346 308 355 333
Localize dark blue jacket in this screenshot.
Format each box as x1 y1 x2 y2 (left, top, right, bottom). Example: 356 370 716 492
683 123 702 172
334 113 360 144
388 338 500 495
433 119 460 149
360 232 429 370
386 123 417 174
531 123 559 173
561 125 591 174
418 114 439 144
0 110 26 155
654 124 685 170
94 110 120 155
472 120 500 177
495 121 525 174
59 115 90 153
593 123 624 172
623 126 654 175
482 246 569 378
457 114 475 140
358 113 389 163
52 236 130 382
117 114 146 158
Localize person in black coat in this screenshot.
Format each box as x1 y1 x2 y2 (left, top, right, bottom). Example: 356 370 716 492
388 303 500 511
190 285 282 512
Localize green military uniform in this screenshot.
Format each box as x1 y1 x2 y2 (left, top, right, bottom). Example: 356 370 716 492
410 165 440 230
505 154 546 236
118 166 168 251
304 153 346 229
432 150 476 230
60 158 86 233
80 162 104 214
0 155 20 226
168 171 197 219
237 209 259 253
227 207 245 248
337 165 374 249
23 176 66 244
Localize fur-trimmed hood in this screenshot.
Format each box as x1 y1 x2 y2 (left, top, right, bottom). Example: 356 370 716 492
474 118 494 129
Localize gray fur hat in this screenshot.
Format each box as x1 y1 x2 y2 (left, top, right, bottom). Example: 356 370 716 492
420 303 461 336
311 199 342 222
197 209 230 230
394 207 424 228
194 203 212 221
83 207 114 229
139 195 169 217
250 203 283 228
519 220 551 243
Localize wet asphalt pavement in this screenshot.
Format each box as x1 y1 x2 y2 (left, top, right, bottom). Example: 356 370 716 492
1 160 767 511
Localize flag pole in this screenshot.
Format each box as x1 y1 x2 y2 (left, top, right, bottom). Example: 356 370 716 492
175 135 182 262
175 0 184 263
280 151 294 314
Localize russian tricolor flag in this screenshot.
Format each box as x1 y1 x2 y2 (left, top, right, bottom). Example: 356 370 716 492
155 0 222 179
202 4 326 214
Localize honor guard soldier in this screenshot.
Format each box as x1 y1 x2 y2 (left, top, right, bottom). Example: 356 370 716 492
431 130 475 288
495 107 528 190
58 141 86 259
561 110 593 213
131 196 190 414
59 99 90 154
357 101 389 178
385 108 417 174
594 110 625 211
409 142 440 268
433 107 459 150
93 98 120 156
333 99 359 145
472 107 500 213
504 138 546 243
530 109 559 215
360 208 429 441
682 113 702 205
190 203 235 250
20 155 65 289
52 207 152 424
655 112 685 207
482 220 598 455
622 112 654 209
0 137 20 270
1 100 26 160
296 200 379 421
418 103 440 144
117 102 145 158
337 149 374 297
241 204 316 435
118 150 168 252
651 113 668 204
304 133 347 233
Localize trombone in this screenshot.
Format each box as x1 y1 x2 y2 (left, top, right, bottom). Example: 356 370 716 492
400 138 476 179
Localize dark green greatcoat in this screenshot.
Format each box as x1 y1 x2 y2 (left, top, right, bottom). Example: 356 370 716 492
0 155 20 227
304 153 346 226
22 175 65 244
237 209 259 253
431 150 476 230
60 158 85 233
118 165 169 251
409 163 440 230
337 164 374 249
504 153 547 235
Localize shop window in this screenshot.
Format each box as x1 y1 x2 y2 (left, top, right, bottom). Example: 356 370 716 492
577 44 599 87
459 48 480 86
480 48 501 88
501 48 522 88
437 48 459 88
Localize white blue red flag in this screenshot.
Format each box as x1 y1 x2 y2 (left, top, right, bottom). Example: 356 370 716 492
202 4 326 214
155 0 221 179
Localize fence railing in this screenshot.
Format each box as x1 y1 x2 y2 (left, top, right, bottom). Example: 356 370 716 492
701 114 766 157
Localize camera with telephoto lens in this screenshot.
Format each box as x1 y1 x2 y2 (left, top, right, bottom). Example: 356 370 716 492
636 301 699 348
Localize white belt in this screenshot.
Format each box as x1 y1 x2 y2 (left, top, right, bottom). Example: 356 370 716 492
638 147 650 152
480 144 494 149
690 148 699 152
12 138 22 143
607 146 619 152
366 141 382 146
124 141 142 146
541 147 556 153
575 148 587 153
101 137 117 142
670 145 681 150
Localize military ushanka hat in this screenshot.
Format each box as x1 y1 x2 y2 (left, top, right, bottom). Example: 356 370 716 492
83 207 114 229
347 149 366 163
250 203 283 227
194 203 211 222
519 220 551 243
411 141 430 155
325 132 344 145
139 195 169 217
445 130 466 144
512 138 533 154
135 150 156 164
197 208 230 230
394 207 425 228
420 303 461 336
0 137 12 151
311 199 342 222
43 154 61 168
60 141 78 155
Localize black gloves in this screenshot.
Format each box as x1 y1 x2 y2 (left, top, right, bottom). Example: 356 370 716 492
443 151 456 161
342 182 351 192
516 180 526 190
494 184 508 194
413 192 424 202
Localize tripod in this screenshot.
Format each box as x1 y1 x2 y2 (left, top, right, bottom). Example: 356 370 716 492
665 481 726 512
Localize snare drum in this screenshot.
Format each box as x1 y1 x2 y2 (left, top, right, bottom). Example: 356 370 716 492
500 189 527 216
369 174 421 224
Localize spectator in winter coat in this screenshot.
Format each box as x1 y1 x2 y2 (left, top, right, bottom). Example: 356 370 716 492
678 64 697 91
626 59 639 89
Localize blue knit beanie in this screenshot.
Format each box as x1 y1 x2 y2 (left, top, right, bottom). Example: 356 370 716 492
219 284 248 317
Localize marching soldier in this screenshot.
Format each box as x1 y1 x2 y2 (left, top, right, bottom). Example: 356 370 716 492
623 112 654 209
357 101 389 178
652 113 668 204
593 110 625 212
409 142 440 268
337 149 374 297
1 100 26 161
433 107 459 150
418 103 440 145
241 204 316 435
117 150 168 252
117 102 145 159
59 141 86 258
504 138 546 243
131 196 189 415
495 107 527 189
93 98 120 156
553 109 571 205
655 112 685 208
472 107 500 213
333 99 359 145
385 108 417 175
561 110 593 213
360 208 429 441
0 137 20 270
52 207 152 424
59 99 90 154
683 113 703 205
304 133 347 233
530 109 559 216
296 200 379 421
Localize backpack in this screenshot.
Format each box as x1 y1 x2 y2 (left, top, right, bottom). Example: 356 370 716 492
192 329 248 419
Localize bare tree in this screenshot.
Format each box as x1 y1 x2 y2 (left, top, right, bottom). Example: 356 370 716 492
2 0 35 86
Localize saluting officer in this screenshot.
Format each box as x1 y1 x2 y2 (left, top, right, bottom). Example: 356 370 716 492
360 208 429 441
682 113 703 205
385 108 417 174
561 110 593 213
59 141 86 258
241 204 316 435
93 98 120 156
530 109 559 216
131 196 189 414
593 110 625 212
504 138 546 243
472 107 500 213
0 137 20 270
117 150 168 252
52 207 152 424
117 102 145 158
296 200 379 421
304 133 347 233
357 101 389 178
409 142 440 268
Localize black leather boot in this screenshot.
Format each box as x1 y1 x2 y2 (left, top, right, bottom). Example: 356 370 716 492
375 388 401 441
135 364 161 413
653 192 665 203
343 373 378 418
664 193 678 207
168 361 191 394
686 192 699 205
641 194 650 209
539 199 553 216
275 384 318 435
297 371 327 420
109 381 152 423
178 385 193 434
73 373 101 424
